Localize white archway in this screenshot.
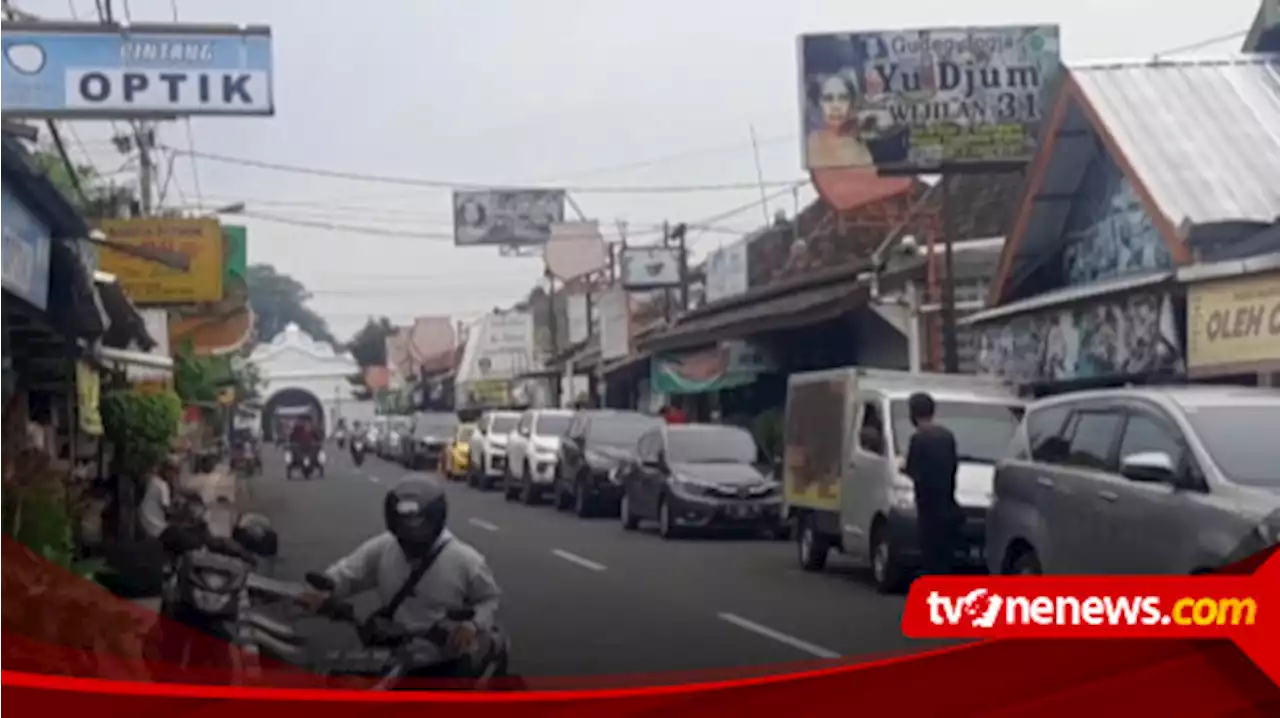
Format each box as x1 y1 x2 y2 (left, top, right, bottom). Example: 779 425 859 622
249 323 374 436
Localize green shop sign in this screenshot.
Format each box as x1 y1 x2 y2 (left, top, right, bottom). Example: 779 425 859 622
650 340 773 395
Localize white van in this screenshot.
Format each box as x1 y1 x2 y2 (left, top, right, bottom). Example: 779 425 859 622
783 368 1024 593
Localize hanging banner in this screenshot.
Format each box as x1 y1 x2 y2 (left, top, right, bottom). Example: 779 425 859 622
704 239 750 304
76 360 103 436
1 185 53 310
566 292 590 344
799 25 1061 172
1 21 275 118
544 221 607 281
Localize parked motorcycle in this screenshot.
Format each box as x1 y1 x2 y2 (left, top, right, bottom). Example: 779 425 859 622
241 571 513 690
284 446 325 480
151 500 291 681
350 437 368 467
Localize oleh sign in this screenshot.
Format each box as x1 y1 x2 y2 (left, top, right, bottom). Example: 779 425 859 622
1186 271 1280 376
1 21 273 118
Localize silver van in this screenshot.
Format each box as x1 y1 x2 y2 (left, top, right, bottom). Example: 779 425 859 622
784 368 1026 593
987 386 1280 576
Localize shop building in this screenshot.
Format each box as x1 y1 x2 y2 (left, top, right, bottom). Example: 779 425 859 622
967 56 1280 393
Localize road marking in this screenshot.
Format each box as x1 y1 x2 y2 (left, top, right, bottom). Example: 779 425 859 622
551 549 607 572
468 518 500 532
716 613 841 659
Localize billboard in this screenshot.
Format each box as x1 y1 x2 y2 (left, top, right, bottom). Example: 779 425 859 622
408 315 456 373
452 189 565 247
598 287 632 361
620 246 682 290
97 217 224 304
484 311 534 355
1187 272 1280 377
1 21 274 118
799 25 1060 172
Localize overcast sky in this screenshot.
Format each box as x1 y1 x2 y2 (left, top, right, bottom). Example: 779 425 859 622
22 0 1262 340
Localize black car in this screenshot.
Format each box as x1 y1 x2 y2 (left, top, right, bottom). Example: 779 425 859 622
617 423 784 539
405 412 459 470
554 410 661 517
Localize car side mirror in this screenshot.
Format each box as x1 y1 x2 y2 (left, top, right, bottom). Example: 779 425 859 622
1120 451 1176 484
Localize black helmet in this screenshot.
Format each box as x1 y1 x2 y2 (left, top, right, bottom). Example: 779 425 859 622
232 512 279 557
384 477 448 556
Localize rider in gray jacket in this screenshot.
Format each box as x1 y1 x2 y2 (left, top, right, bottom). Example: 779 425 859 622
317 477 502 674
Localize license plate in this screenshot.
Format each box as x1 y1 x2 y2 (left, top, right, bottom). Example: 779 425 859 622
731 505 754 518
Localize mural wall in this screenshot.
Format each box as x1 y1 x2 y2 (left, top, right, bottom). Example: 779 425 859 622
1060 152 1172 287
978 291 1184 384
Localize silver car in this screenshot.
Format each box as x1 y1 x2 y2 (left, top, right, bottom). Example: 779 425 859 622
987 386 1280 576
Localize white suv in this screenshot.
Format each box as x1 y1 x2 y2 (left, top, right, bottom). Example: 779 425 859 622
468 411 520 491
503 409 575 504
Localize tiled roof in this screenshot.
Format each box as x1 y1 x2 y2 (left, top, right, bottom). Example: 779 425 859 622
1072 55 1280 228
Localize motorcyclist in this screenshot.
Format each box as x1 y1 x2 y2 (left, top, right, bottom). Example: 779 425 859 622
306 477 502 681
289 417 320 461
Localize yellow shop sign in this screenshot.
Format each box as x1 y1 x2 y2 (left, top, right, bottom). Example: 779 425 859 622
1186 271 1280 375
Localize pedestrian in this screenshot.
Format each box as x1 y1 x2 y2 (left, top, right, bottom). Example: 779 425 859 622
902 392 960 576
140 454 182 540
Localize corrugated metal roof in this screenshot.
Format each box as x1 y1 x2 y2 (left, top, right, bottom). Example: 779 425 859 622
1073 56 1280 228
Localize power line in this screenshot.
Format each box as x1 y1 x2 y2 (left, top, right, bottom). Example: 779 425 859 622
1153 29 1249 56
164 146 806 195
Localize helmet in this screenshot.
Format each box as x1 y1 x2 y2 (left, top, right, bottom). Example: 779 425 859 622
384 477 448 556
232 512 279 557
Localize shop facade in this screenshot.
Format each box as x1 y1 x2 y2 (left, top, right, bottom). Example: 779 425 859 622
970 56 1280 393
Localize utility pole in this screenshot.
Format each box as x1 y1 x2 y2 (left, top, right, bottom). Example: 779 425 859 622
133 122 157 216
673 222 690 312
661 221 672 323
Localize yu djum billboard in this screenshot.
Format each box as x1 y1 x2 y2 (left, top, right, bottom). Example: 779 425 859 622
798 25 1060 172
1 21 274 118
452 189 566 247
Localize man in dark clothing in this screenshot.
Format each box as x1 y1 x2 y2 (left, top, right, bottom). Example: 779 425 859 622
903 392 960 576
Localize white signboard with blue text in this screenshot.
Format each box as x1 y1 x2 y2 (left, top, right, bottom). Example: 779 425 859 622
1 22 274 118
2 185 53 310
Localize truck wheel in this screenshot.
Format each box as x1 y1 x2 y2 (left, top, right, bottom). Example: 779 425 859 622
870 523 908 594
797 515 830 572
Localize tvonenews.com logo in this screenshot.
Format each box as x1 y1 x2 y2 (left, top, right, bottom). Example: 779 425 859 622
925 588 1258 630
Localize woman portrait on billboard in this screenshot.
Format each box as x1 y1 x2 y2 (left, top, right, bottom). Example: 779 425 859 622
805 73 877 170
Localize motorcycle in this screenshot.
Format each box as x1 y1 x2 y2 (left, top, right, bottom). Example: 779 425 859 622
284 446 325 480
232 439 262 478
151 498 294 682
334 429 348 450
350 437 368 467
241 571 513 690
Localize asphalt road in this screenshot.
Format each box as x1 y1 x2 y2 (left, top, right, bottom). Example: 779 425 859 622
244 445 944 683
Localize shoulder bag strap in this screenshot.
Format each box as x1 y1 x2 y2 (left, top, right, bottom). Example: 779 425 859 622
381 537 452 619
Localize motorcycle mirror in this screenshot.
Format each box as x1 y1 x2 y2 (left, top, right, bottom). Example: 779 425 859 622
305 571 336 591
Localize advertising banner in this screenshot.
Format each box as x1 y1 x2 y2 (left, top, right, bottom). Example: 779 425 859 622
97 217 224 304
597 287 632 361
222 225 247 286
799 25 1061 172
464 379 510 407
385 329 412 381
484 311 534 355
1 21 274 118
566 292 590 345
1 185 53 310
452 189 565 247
650 340 773 395
620 245 682 290
704 239 749 304
1187 272 1280 376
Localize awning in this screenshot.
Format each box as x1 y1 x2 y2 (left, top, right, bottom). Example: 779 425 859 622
1177 251 1280 284
93 345 174 374
961 271 1175 327
96 274 156 351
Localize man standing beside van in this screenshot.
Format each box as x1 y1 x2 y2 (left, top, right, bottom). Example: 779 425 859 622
903 392 960 576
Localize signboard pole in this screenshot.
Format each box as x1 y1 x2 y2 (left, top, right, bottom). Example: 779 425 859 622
941 177 959 374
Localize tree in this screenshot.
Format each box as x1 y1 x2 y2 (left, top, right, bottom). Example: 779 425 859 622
346 316 396 368
245 263 336 346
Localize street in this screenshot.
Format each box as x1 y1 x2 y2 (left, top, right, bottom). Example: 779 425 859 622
245 446 948 682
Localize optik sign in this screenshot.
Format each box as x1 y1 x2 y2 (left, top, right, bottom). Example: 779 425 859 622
1 21 274 118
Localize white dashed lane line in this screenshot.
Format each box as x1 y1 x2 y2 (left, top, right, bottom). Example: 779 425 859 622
716 613 841 659
468 518 500 532
551 549 607 572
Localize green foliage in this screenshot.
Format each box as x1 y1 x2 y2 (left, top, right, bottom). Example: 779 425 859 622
101 389 182 480
347 316 396 368
172 339 232 405
1 445 102 579
246 263 336 346
30 147 137 219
